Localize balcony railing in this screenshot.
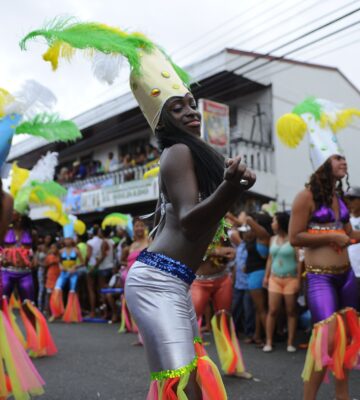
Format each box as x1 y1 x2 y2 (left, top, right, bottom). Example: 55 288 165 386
62 164 156 189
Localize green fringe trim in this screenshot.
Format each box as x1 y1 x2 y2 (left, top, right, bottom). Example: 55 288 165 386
150 356 198 381
193 336 202 344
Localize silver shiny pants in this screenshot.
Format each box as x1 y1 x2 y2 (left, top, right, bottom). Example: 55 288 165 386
125 261 199 373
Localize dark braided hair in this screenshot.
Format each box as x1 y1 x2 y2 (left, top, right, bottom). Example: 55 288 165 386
306 158 350 209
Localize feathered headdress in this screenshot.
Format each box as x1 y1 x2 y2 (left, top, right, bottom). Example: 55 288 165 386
0 80 82 170
101 212 133 238
10 152 69 225
63 214 86 239
276 97 360 170
20 16 191 131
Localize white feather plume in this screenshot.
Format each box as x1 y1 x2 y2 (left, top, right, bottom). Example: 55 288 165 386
27 152 59 184
5 80 57 118
91 53 122 84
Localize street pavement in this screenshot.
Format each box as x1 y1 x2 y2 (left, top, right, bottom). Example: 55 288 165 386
32 322 360 400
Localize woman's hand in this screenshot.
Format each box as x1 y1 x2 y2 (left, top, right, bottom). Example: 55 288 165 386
224 156 256 190
330 233 351 249
237 211 248 226
263 275 269 288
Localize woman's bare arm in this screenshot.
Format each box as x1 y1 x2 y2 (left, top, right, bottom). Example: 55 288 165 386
289 189 347 248
0 193 13 244
161 144 255 241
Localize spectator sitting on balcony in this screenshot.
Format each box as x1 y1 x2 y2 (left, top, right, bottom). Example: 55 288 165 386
72 160 87 180
122 154 136 168
88 160 104 176
104 152 119 173
57 167 70 183
134 146 146 166
122 154 136 181
145 144 158 162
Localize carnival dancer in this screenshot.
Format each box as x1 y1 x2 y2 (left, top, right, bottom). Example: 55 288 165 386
2 210 58 358
0 183 45 399
191 230 252 379
277 97 360 400
4 152 81 359
21 19 256 399
50 216 85 323
0 80 80 396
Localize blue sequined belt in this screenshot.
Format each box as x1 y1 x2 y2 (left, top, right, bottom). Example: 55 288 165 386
137 249 196 285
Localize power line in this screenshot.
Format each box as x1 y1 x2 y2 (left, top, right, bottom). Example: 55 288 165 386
230 0 360 54
172 0 271 56
188 7 360 100
67 4 360 130
74 0 352 114
177 0 308 61
78 0 310 106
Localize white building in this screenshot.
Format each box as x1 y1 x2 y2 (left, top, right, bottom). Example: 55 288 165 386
9 48 360 221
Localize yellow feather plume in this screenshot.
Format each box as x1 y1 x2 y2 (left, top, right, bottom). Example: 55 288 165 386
10 163 30 197
0 88 14 117
74 219 86 235
43 41 76 70
320 108 360 133
276 113 307 148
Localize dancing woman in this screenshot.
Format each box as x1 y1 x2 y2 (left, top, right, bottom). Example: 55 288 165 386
21 19 256 399
191 235 252 379
277 97 360 400
0 184 45 400
50 234 83 323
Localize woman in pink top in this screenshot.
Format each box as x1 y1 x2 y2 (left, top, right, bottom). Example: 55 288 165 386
120 218 150 335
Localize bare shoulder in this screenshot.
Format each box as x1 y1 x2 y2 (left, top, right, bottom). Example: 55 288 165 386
161 144 193 167
293 188 313 206
160 144 195 181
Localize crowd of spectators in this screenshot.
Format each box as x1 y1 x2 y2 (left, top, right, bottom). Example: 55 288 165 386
57 144 159 184
29 211 312 339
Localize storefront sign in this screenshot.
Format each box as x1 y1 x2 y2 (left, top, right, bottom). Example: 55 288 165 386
198 98 230 156
79 177 159 213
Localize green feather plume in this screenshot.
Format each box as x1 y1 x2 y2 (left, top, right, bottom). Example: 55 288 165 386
20 16 155 76
292 97 323 121
15 113 81 142
30 181 67 199
20 16 191 83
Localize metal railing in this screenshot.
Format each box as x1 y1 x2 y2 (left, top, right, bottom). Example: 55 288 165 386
62 164 156 189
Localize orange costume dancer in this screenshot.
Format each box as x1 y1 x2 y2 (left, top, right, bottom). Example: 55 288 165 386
192 238 251 379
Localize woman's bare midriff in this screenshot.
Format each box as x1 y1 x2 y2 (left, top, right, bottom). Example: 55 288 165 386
196 259 227 276
148 204 218 272
304 245 349 269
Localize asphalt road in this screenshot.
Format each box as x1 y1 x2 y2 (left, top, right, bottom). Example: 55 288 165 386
31 322 360 400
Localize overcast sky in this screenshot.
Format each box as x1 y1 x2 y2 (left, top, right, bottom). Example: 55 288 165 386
2 0 360 121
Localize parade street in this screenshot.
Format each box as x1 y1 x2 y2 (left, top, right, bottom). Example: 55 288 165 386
32 322 360 400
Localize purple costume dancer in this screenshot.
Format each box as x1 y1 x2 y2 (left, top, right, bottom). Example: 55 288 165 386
1 226 57 358
301 197 360 382
2 228 34 301
306 198 359 323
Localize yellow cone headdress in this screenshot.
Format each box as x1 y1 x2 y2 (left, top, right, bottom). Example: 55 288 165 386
20 17 191 132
